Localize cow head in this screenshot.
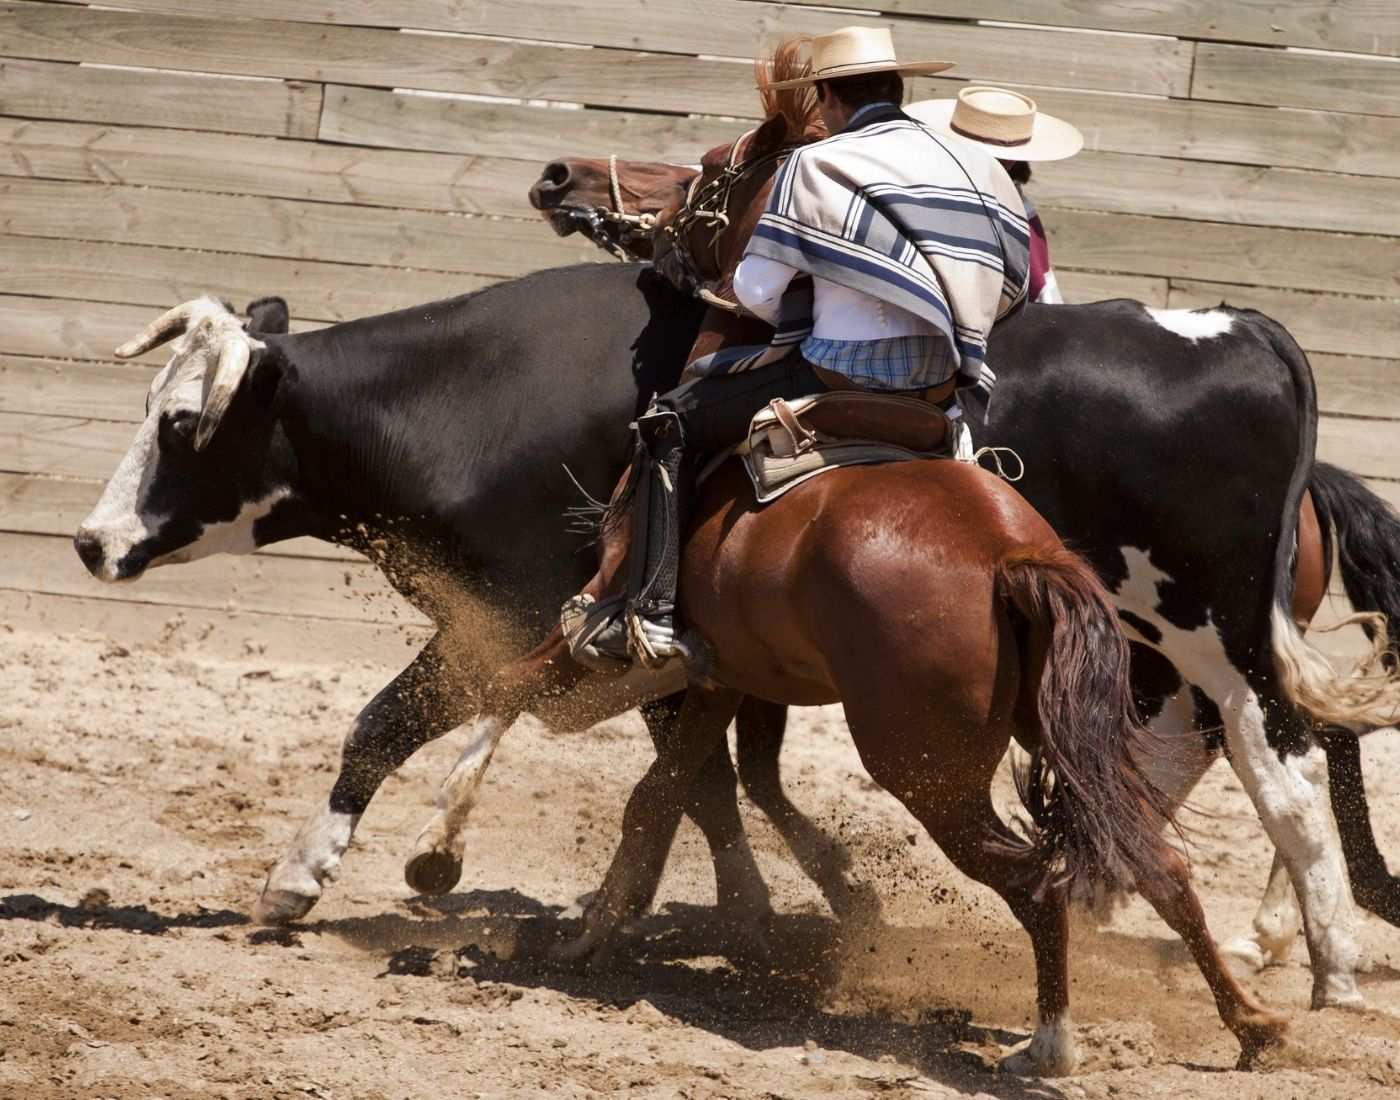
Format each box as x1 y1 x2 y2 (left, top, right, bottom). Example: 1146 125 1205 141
74 296 298 582
527 157 698 261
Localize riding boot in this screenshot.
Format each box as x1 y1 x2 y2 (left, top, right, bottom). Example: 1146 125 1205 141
625 407 688 668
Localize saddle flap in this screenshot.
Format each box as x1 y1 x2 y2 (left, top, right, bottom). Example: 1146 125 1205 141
750 390 951 457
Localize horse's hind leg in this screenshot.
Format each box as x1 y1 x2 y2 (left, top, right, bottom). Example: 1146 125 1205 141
901 790 1078 1077
1133 842 1288 1064
735 698 880 921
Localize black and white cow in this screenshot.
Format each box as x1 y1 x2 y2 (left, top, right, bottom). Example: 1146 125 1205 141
77 268 1400 1011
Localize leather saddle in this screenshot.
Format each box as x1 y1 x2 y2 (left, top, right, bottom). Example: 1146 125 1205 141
738 391 966 504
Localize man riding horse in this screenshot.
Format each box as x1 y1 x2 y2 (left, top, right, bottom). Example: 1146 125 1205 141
568 27 1033 667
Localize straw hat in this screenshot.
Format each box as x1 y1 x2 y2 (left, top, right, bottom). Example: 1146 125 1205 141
765 26 953 90
905 87 1083 161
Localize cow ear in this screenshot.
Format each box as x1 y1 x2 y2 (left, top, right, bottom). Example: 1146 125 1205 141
245 296 290 335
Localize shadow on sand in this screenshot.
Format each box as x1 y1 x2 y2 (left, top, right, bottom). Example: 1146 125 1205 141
302 887 1072 1100
0 892 248 935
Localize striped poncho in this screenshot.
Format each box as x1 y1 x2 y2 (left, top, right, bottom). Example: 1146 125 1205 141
690 105 1030 394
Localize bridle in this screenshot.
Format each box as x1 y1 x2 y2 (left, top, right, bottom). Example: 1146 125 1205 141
659 130 801 311
556 154 660 261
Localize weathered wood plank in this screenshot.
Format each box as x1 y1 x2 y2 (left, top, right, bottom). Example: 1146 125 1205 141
1193 43 1400 118
0 117 542 218
324 79 1400 182
0 236 488 324
1317 416 1400 483
0 529 422 625
751 0 1400 56
20 0 1193 96
1311 354 1400 421
0 470 360 563
0 354 151 422
0 588 429 666
1167 280 1400 362
1053 270 1168 308
0 294 184 364
1042 210 1400 300
0 56 322 139
1038 151 1400 239
319 85 737 164
0 2 1190 111
0 409 157 480
0 179 600 279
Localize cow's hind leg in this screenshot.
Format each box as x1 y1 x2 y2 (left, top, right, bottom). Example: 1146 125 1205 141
735 698 880 922
257 634 475 924
1216 680 1363 1008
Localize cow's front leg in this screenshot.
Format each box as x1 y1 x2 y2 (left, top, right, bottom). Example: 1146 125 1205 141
256 634 476 924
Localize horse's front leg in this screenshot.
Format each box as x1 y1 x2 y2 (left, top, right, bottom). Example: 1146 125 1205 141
256 632 477 924
552 685 743 969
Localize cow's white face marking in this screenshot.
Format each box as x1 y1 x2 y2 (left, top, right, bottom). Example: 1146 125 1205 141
1112 546 1362 1007
1145 307 1234 342
77 299 272 580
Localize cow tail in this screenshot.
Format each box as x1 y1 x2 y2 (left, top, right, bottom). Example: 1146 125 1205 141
998 547 1176 902
1256 317 1400 728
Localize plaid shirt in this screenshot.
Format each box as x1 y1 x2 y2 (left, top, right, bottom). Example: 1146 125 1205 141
799 334 956 392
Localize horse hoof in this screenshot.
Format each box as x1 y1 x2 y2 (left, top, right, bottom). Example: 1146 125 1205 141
404 849 463 897
254 885 319 926
718 913 777 969
548 931 616 973
1233 1012 1289 1069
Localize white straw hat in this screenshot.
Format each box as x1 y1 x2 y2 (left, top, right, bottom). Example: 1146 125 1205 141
905 86 1083 161
765 26 953 90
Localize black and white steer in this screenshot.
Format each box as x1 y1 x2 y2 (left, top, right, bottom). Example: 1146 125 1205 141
76 271 1400 1014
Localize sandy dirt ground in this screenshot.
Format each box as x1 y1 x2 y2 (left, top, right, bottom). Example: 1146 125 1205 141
3 619 1400 1100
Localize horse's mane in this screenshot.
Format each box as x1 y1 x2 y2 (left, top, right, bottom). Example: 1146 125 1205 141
754 37 827 146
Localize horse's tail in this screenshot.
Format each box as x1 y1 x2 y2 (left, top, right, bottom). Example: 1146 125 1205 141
998 546 1175 900
1252 311 1400 728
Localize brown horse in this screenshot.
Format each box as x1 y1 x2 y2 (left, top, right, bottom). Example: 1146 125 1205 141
543 50 1284 1074
556 450 1283 1076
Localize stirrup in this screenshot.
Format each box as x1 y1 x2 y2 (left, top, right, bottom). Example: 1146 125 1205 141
626 607 682 670
560 593 632 671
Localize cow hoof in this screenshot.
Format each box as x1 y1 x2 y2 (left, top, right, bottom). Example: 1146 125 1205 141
1311 978 1365 1012
1221 935 1270 977
999 1045 1077 1079
254 885 319 926
404 849 463 897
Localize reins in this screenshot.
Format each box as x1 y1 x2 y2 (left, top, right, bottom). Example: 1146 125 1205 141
563 154 660 262
661 131 802 312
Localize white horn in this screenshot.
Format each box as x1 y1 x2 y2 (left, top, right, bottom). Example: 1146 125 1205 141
193 335 252 451
114 300 200 359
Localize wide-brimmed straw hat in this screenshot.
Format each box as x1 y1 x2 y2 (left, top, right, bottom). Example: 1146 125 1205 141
905 86 1083 161
765 26 953 90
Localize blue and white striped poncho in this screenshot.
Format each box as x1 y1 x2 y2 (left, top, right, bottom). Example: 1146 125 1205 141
689 106 1030 394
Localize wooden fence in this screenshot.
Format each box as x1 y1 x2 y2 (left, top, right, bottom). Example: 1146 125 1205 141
1 0 1397 662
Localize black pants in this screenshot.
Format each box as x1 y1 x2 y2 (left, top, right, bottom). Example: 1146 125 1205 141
653 353 827 454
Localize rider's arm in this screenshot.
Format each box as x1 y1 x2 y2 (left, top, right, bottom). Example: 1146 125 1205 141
733 254 797 325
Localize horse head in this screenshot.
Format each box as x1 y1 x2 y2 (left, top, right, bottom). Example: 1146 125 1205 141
527 156 696 260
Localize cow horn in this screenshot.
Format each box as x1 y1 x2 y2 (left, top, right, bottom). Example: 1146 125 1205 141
114 300 200 359
193 335 251 451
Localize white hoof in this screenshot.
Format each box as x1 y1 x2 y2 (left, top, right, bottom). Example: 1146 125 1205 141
254 878 320 925
1000 1018 1078 1077
1311 975 1365 1012
1221 934 1272 977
